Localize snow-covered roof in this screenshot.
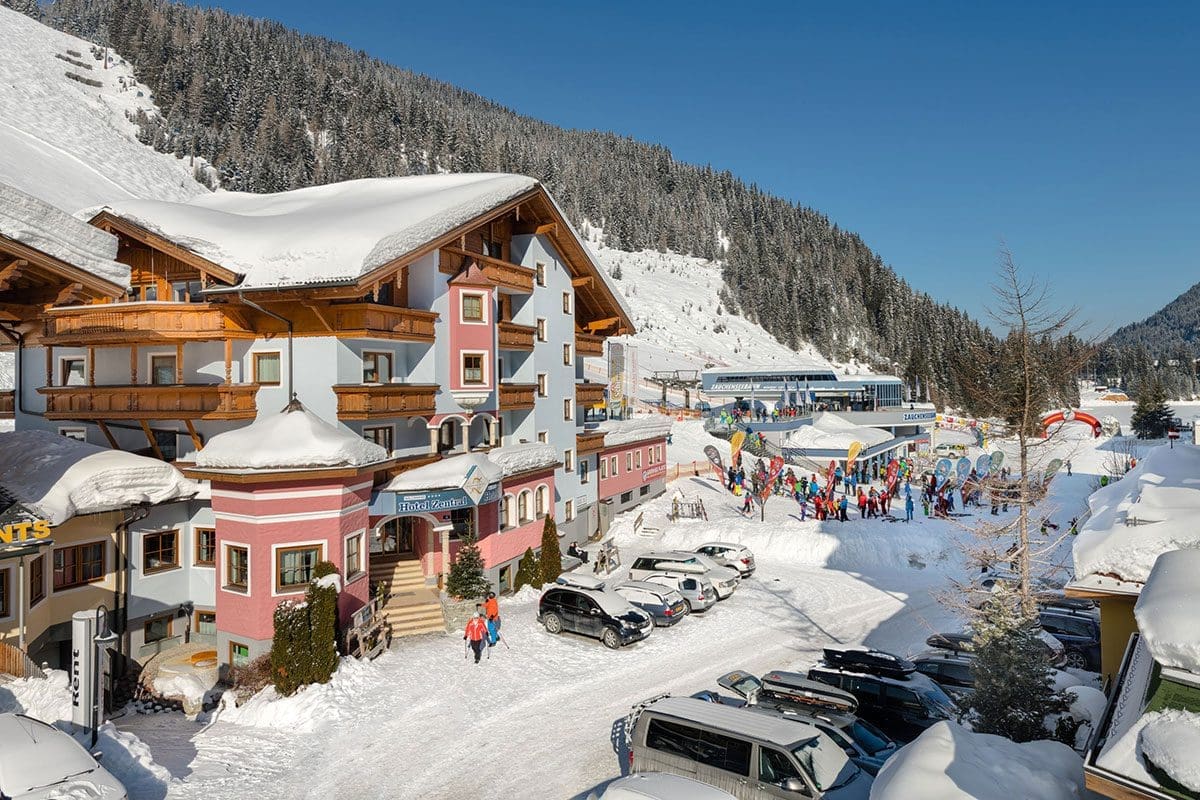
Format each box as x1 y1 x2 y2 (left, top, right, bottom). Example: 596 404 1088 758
384 452 501 493
193 406 388 471
1134 548 1200 676
784 413 893 452
0 182 128 288
600 417 673 448
101 174 537 290
1139 709 1200 793
0 430 196 526
486 443 558 477
1071 443 1200 587
871 721 1084 800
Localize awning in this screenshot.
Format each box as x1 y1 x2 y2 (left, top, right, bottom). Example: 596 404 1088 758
371 453 502 516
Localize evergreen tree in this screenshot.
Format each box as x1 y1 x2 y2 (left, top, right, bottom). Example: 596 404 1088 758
306 561 340 685
270 600 309 696
1131 378 1175 439
513 547 541 592
2 0 41 16
539 515 562 586
968 588 1070 743
445 534 490 600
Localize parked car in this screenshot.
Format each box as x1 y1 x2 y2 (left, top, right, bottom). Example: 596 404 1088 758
629 552 740 599
0 713 128 800
640 572 717 613
911 649 976 703
925 627 1067 668
966 569 1063 608
695 669 898 775
614 581 690 627
627 695 872 798
538 574 653 649
1038 606 1102 671
693 542 756 577
807 648 958 744
586 773 736 800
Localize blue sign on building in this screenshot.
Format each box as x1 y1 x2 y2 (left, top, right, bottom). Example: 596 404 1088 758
369 483 501 517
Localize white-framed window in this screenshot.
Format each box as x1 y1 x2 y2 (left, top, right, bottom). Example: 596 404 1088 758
600 457 608 479
562 291 572 314
580 460 589 484
58 355 86 387
656 444 663 463
626 452 633 471
58 427 86 442
461 351 488 386
635 450 643 469
537 431 548 444
610 455 618 474
222 541 251 595
562 343 573 366
535 484 549 518
460 291 487 324
564 449 573 474
537 373 548 397
253 351 281 385
362 351 393 383
563 398 573 421
273 541 324 595
564 499 575 522
535 262 546 287
344 530 365 582
536 318 547 342
148 352 177 386
518 490 532 524
501 494 515 529
363 425 393 452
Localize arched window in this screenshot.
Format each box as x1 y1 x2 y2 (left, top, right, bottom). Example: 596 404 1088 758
535 485 548 518
518 491 531 524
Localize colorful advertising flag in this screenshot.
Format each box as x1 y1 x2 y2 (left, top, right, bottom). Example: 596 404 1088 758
975 453 991 476
935 457 953 489
607 341 625 419
825 459 837 501
730 431 747 464
885 458 900 494
989 451 1005 474
704 445 725 483
846 441 864 469
956 457 972 485
760 456 785 502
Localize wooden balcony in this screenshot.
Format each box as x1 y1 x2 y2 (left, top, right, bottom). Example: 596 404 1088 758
329 304 438 342
576 430 606 454
39 383 259 421
498 321 536 351
498 382 536 411
576 381 606 408
332 383 439 420
0 391 12 420
576 331 604 357
42 302 247 345
441 247 534 293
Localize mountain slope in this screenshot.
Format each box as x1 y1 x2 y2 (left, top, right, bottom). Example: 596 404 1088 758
0 5 207 211
1106 280 1200 356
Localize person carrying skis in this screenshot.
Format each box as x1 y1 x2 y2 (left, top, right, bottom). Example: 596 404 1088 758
464 612 489 664
485 591 501 636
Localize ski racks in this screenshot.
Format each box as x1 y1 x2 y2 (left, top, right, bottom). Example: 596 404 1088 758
625 692 672 741
822 647 916 680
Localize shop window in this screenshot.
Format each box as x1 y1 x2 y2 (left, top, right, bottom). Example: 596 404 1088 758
143 530 180 574
276 544 323 592
195 529 216 567
53 542 105 591
253 352 281 385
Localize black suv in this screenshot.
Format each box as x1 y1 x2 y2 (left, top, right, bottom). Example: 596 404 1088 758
537 580 653 649
1038 607 1101 671
808 648 959 744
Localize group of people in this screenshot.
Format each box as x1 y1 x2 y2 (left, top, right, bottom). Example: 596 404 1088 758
463 591 502 664
725 456 919 523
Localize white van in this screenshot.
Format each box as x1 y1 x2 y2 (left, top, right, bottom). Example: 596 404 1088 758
628 696 871 799
0 714 128 800
629 552 739 599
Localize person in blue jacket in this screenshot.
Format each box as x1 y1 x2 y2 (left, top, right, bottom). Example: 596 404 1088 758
905 491 915 522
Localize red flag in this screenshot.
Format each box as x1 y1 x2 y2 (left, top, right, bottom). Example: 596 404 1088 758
885 459 900 495
759 455 785 503
825 459 837 501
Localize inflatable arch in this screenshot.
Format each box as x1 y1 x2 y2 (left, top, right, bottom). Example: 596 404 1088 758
1041 409 1102 438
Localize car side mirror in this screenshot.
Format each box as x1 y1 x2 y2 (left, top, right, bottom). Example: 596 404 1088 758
782 777 809 794
590 608 601 616
91 750 103 761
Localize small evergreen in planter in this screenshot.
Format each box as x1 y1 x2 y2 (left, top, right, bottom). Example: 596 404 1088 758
445 534 490 600
307 561 340 685
514 547 542 592
539 515 563 586
270 600 309 696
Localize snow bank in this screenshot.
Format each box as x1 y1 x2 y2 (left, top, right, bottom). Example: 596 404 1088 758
0 182 128 287
219 656 382 733
104 173 537 289
1049 685 1107 750
600 416 673 448
786 413 893 451
1072 443 1200 585
1133 548 1200 674
194 406 387 470
0 430 197 525
870 722 1085 800
1139 709 1200 792
384 451 501 492
487 442 558 477
0 669 73 721
152 673 212 707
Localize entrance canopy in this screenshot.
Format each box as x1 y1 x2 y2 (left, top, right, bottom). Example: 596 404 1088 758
372 452 501 516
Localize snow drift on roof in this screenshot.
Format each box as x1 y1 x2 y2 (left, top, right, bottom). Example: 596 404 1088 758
1139 709 1200 793
871 721 1084 800
194 406 388 470
0 182 128 288
599 416 673 448
1072 443 1200 586
102 174 537 289
384 452 501 493
783 413 892 452
0 430 196 525
1134 548 1200 675
486 443 558 477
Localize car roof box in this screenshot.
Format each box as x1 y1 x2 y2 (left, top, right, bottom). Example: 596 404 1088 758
556 573 606 591
653 561 706 575
822 647 915 679
760 670 859 713
925 633 974 653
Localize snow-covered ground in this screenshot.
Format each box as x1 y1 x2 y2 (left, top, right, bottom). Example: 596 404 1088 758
0 6 207 212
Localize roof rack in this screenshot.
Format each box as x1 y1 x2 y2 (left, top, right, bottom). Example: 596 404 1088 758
556 573 607 591
822 647 915 679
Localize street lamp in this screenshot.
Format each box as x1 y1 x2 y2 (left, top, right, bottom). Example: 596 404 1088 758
91 605 119 748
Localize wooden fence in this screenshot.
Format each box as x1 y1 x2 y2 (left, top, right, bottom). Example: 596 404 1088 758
0 642 45 679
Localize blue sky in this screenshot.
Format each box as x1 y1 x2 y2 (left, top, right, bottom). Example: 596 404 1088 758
190 0 1198 333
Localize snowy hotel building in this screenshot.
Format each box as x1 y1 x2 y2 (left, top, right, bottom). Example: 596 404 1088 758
0 174 670 668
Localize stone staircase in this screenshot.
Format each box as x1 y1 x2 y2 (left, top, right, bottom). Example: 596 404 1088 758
370 558 447 637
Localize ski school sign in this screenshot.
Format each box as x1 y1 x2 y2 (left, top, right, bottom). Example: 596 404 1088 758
369 483 501 516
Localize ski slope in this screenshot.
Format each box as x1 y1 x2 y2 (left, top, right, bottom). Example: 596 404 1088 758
0 6 208 213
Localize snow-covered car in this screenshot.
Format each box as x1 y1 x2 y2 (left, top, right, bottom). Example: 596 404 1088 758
640 572 717 613
613 581 690 627
693 542 756 577
0 714 127 800
540 575 653 648
628 552 739 599
586 772 735 800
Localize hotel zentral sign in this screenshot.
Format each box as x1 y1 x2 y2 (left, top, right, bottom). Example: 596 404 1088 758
370 483 501 517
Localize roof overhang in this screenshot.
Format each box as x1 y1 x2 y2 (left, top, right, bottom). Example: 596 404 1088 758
88 211 243 286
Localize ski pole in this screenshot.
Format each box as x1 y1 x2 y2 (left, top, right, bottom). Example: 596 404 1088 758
498 634 510 650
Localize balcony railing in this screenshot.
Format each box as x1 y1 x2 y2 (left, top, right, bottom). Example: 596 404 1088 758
330 304 438 342
576 381 606 408
498 383 536 411
39 383 259 420
42 302 242 345
576 331 604 357
498 321 536 351
441 247 534 293
332 383 439 420
576 429 606 454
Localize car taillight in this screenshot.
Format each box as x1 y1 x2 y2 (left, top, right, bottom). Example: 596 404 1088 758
696 593 706 601
741 557 751 565
664 607 674 616
628 748 635 768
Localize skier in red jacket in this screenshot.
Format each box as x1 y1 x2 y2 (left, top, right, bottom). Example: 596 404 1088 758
464 612 488 664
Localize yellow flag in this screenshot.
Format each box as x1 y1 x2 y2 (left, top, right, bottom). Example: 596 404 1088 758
847 440 864 467
730 431 746 461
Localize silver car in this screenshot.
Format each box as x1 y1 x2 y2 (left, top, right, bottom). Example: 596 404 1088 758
641 572 717 613
614 581 691 627
694 542 756 577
